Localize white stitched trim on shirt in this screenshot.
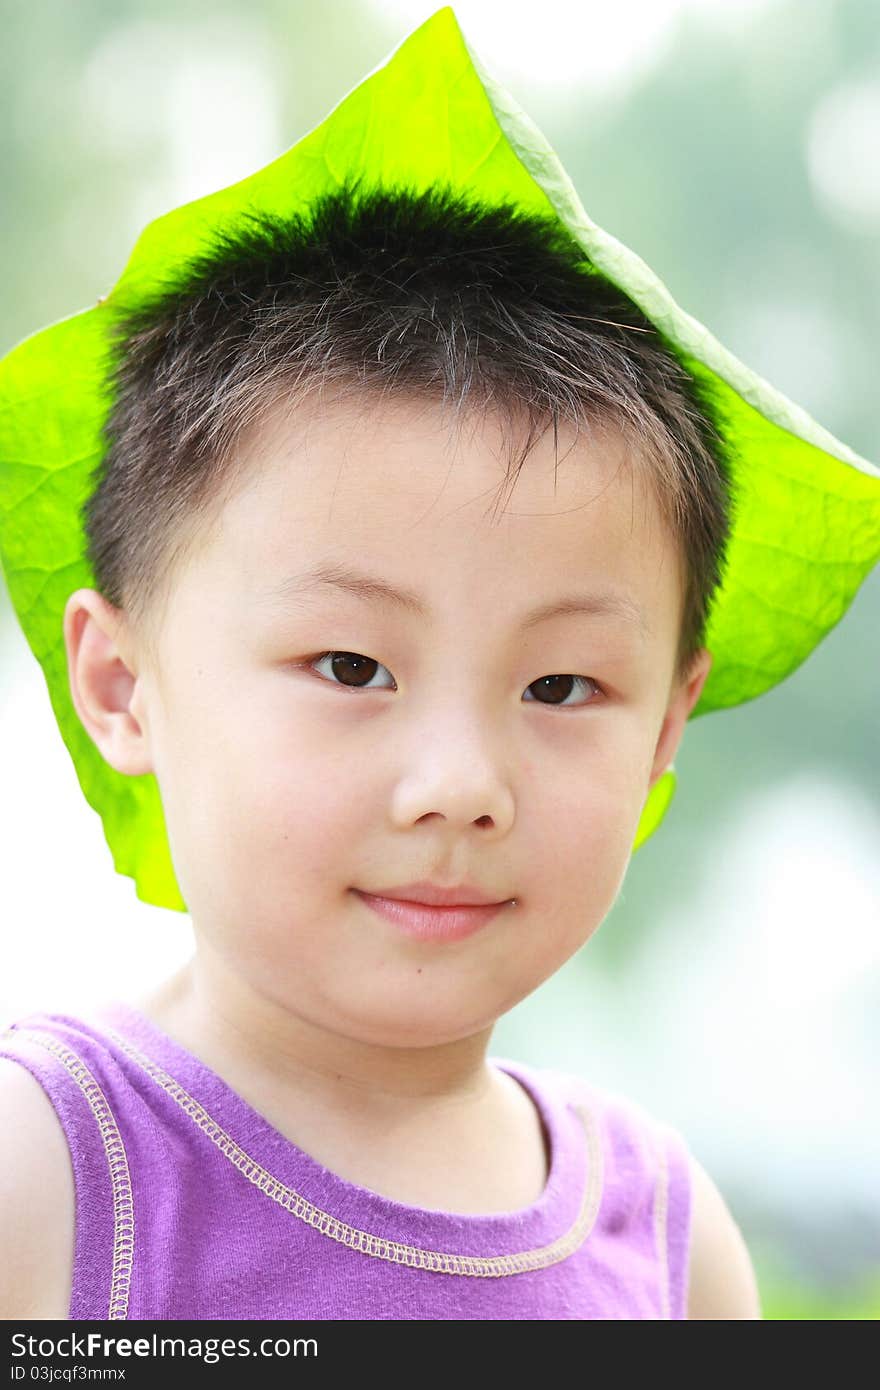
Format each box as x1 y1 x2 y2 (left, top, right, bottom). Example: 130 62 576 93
103 1024 604 1279
1 1026 135 1320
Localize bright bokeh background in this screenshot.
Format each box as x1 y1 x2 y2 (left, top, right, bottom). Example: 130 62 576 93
2 0 878 1319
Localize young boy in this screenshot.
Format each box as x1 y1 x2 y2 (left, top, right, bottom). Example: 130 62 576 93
0 8 874 1322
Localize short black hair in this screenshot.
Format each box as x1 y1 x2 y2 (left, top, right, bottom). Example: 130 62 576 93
83 177 736 684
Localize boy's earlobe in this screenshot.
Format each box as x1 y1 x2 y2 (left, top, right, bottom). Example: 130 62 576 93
62 588 155 777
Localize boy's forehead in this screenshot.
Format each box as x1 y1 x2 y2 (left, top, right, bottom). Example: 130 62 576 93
188 392 680 639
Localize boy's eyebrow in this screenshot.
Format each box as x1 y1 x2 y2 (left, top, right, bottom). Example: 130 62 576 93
259 562 651 639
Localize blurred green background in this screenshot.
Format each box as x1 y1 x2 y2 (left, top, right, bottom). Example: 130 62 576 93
1 0 878 1319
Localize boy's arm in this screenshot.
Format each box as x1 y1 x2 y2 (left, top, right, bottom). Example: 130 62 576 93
0 1057 76 1319
686 1151 762 1319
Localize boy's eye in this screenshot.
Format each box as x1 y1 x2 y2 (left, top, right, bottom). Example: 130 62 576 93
523 673 604 707
309 651 396 690
304 651 604 708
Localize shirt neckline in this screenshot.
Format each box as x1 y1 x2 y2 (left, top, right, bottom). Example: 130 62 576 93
67 997 592 1255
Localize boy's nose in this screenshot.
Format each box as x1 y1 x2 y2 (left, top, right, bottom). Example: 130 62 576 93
388 741 516 837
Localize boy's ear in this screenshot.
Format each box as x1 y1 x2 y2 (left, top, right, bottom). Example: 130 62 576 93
647 648 713 793
62 588 155 777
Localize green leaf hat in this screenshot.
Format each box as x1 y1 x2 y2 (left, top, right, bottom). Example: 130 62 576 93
1 5 878 913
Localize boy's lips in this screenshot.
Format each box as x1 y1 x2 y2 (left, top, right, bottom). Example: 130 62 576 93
352 889 512 942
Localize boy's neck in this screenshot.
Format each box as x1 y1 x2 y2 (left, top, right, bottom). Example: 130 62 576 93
121 956 552 1215
127 952 499 1111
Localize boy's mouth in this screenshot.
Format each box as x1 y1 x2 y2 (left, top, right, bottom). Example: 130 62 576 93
351 888 514 942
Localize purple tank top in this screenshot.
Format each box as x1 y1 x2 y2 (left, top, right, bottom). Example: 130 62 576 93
0 1001 692 1320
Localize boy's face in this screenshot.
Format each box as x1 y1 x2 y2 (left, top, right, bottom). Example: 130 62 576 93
70 390 711 1051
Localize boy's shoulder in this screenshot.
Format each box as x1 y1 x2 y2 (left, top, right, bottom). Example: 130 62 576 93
512 1058 685 1151
0 1056 76 1319
512 1061 762 1319
501 1056 692 1208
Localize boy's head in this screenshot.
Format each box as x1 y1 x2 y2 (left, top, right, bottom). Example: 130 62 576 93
63 183 728 1044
